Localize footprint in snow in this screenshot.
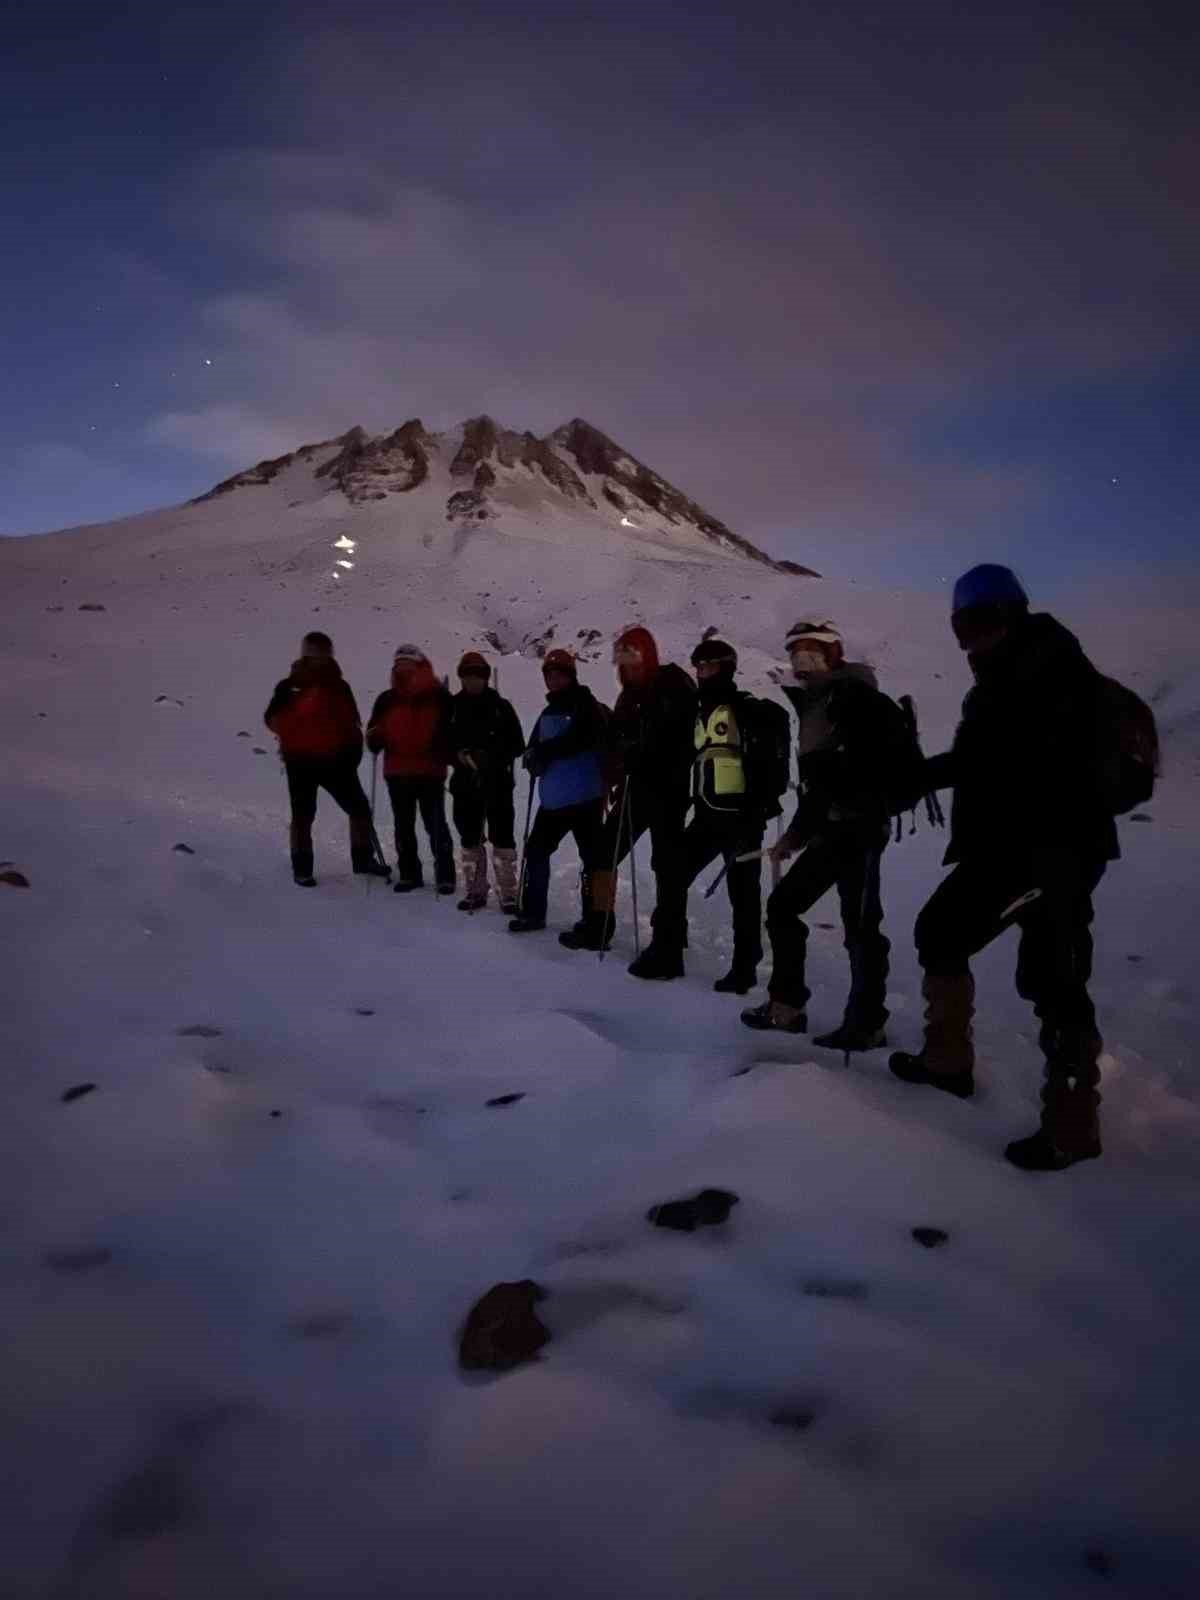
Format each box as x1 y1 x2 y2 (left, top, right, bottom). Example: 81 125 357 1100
802 1277 869 1300
177 1025 223 1038
45 1247 114 1274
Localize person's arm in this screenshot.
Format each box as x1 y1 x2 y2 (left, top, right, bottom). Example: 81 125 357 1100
532 694 603 765
499 701 526 765
264 679 293 730
365 692 390 753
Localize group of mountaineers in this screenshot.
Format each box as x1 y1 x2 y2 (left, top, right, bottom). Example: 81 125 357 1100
264 563 1159 1178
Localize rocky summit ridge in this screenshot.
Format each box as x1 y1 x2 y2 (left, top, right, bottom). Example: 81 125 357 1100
194 415 817 576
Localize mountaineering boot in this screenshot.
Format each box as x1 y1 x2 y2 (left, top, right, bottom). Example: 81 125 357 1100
437 878 457 896
813 1021 888 1053
457 845 489 911
713 967 757 995
393 873 423 893
492 847 519 915
349 817 390 879
740 1000 807 1034
1005 1024 1102 1171
507 915 546 934
558 914 613 952
627 943 685 981
889 973 976 1099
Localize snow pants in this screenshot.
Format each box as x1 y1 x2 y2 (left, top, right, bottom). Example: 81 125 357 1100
284 755 372 875
520 799 605 924
451 778 516 851
656 809 765 976
766 826 890 1029
591 785 689 932
386 775 455 886
915 853 1107 1098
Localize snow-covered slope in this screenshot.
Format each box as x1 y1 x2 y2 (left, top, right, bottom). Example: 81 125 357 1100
1 462 1198 1598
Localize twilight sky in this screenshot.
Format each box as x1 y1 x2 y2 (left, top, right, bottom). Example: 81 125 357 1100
3 0 1196 589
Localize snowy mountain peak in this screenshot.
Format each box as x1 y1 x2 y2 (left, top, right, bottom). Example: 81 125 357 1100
193 415 818 576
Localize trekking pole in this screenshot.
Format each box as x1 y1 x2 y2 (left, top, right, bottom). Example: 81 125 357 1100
367 751 389 893
598 779 630 965
516 771 536 915
628 807 641 957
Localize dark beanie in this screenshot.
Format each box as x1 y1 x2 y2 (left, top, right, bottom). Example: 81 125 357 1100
458 651 491 679
951 565 1028 614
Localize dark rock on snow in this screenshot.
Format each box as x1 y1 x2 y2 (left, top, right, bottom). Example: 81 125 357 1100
459 1279 550 1371
172 843 195 855
1 869 31 887
61 1083 97 1103
647 1188 739 1232
177 1024 223 1038
911 1226 950 1249
486 1092 525 1108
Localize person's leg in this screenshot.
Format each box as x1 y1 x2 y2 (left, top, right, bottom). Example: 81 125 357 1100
567 799 608 928
1008 862 1107 1166
387 777 421 887
321 759 382 873
891 861 1039 1092
512 807 572 928
721 819 764 986
417 778 455 891
487 782 519 911
765 839 843 1010
627 813 717 978
453 786 488 907
645 792 688 948
834 836 891 1035
284 761 319 883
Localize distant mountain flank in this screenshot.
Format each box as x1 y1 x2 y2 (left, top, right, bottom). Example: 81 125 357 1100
194 415 818 577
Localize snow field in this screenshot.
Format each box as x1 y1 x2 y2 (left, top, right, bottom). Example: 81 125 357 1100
1 482 1198 1597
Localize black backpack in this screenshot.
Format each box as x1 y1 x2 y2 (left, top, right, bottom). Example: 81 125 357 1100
886 694 946 836
1093 675 1159 814
737 694 792 816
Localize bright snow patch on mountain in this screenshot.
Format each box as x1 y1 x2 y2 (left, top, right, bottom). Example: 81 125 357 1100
1 479 1198 1597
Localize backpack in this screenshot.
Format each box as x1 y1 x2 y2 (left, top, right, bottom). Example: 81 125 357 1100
737 694 792 815
1094 675 1159 814
885 694 946 833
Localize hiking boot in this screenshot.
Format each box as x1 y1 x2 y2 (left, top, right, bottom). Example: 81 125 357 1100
393 876 423 894
1004 1129 1101 1172
740 1000 807 1034
890 973 975 1094
888 1051 975 1099
713 967 757 995
293 873 317 888
508 915 546 933
558 914 613 952
458 894 488 912
627 944 685 981
436 881 456 896
813 1022 888 1053
354 858 391 879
